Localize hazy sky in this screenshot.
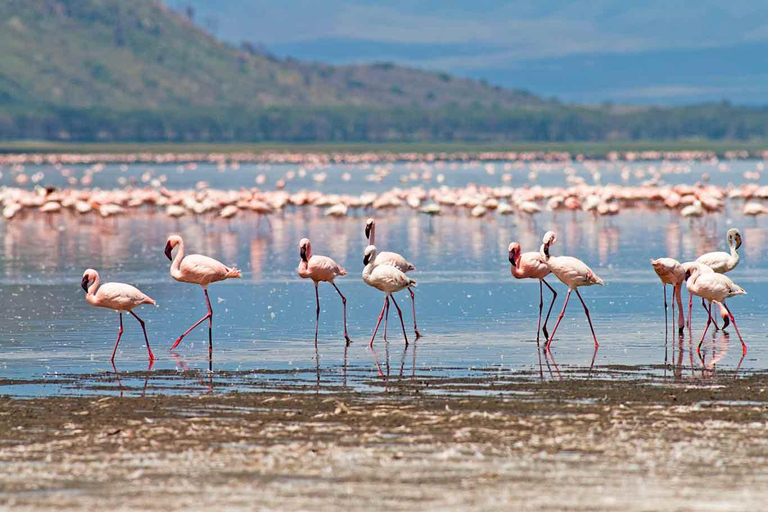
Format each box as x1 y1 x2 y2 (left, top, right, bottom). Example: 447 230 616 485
176 1 768 104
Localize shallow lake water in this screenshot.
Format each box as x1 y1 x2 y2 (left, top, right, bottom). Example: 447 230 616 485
1 158 767 396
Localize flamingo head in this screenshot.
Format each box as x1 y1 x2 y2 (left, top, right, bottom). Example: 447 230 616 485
363 245 377 266
165 235 181 261
683 262 700 281
541 231 557 257
364 218 375 240
727 228 742 250
81 268 97 292
299 238 311 262
508 242 521 266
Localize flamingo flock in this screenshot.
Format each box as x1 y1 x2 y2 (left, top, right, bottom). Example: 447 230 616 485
6 175 768 222
80 213 749 365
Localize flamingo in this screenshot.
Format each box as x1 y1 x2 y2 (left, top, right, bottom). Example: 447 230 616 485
650 258 685 333
508 242 558 341
539 231 604 350
365 218 421 338
684 263 747 355
362 245 416 347
297 238 351 344
690 228 742 329
81 268 156 362
164 234 241 357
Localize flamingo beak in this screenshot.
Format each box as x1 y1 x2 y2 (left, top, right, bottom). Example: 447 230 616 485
508 250 515 265
164 241 173 261
543 242 550 257
364 224 371 240
363 253 370 266
684 270 691 281
300 245 308 262
81 275 89 292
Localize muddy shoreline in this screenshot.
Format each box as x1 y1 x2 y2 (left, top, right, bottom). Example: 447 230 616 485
2 372 768 510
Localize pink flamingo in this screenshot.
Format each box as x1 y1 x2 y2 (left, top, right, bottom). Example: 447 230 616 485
540 231 604 350
365 218 421 338
685 263 747 355
165 235 241 356
363 245 416 347
650 258 685 333
297 238 351 344
690 228 742 329
81 268 156 362
508 242 558 341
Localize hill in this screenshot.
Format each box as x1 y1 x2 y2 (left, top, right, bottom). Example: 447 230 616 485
0 0 767 143
0 0 546 111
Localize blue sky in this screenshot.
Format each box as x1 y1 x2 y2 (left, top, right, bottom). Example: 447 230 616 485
175 1 768 104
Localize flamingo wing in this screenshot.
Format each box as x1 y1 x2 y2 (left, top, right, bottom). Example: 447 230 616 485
97 283 155 310
369 265 416 294
549 256 603 288
374 251 415 272
696 252 730 273
308 255 347 280
180 254 231 285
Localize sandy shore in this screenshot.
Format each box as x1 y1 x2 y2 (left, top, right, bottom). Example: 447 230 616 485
2 373 768 511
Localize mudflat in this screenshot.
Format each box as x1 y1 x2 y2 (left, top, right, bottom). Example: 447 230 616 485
2 372 768 511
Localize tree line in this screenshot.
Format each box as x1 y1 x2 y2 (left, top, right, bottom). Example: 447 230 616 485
1 103 767 142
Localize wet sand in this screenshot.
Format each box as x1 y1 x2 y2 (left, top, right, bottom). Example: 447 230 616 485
2 371 768 510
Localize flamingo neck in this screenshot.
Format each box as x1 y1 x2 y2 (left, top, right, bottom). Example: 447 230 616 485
86 273 100 306
729 241 739 266
369 223 376 245
540 243 551 262
171 239 185 279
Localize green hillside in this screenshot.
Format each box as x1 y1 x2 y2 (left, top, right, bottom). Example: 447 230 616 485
1 0 767 143
0 0 545 111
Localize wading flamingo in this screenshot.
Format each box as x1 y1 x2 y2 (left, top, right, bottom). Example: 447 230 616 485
165 235 241 357
81 268 156 362
540 231 604 350
690 228 742 329
297 238 351 344
685 263 747 355
363 245 416 347
365 218 421 338
650 258 685 333
508 242 558 341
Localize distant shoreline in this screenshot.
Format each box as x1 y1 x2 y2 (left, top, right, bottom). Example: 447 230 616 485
1 140 767 162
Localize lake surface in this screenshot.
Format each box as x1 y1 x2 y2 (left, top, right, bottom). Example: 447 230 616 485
1 158 766 396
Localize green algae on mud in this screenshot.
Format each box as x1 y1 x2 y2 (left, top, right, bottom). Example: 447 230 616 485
1 372 768 511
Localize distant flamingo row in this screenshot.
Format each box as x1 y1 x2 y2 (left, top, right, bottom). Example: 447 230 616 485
9 177 768 221
81 219 747 364
3 150 762 167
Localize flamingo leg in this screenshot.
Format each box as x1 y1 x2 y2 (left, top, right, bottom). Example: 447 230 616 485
717 301 730 329
702 297 719 330
536 280 544 342
722 303 747 355
541 278 557 340
129 311 155 362
390 294 410 346
111 312 124 362
674 283 684 333
206 289 213 358
171 289 213 353
383 298 390 340
331 282 351 344
696 300 713 356
369 296 389 348
409 288 421 339
546 289 572 350
663 283 668 334
687 291 693 329
575 288 599 348
314 282 320 342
